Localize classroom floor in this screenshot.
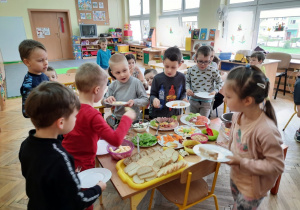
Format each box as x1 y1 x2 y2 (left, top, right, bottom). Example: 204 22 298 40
0 59 299 210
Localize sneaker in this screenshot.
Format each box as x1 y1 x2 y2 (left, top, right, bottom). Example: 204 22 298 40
295 129 300 142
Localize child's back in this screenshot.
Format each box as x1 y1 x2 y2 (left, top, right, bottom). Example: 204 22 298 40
19 39 49 117
19 82 104 210
63 63 136 171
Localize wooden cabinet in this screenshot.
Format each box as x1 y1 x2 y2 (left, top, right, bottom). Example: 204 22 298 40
190 30 219 58
81 37 100 58
129 44 147 60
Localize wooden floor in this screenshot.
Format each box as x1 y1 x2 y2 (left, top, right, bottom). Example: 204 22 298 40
0 91 299 209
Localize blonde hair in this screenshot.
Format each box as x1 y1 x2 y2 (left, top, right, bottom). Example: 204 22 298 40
109 53 127 70
75 63 108 92
99 37 107 44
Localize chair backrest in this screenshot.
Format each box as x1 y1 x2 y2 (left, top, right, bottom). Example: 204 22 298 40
180 160 219 184
178 63 187 70
66 68 77 73
266 52 291 69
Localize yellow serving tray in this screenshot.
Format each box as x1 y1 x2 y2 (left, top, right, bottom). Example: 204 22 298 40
116 153 186 190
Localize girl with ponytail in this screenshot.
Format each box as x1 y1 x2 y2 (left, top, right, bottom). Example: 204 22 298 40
223 65 284 209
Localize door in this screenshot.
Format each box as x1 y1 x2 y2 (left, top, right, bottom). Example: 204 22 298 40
30 11 73 60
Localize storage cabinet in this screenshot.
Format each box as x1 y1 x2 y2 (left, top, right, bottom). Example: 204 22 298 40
129 44 147 60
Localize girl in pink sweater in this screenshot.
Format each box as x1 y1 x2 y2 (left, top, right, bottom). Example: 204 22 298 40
223 65 284 209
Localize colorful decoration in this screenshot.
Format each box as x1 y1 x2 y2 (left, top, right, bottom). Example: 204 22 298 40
231 34 235 43
274 22 285 31
237 24 242 31
170 27 173 34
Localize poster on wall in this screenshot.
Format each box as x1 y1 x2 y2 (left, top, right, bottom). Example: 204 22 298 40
78 0 92 10
86 13 92 19
0 0 8 3
80 13 86 19
75 0 109 25
36 28 45 38
92 2 98 8
43 28 50 35
93 11 105 21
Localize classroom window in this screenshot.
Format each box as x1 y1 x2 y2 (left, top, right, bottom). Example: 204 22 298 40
257 8 300 54
143 0 149 15
182 16 198 39
185 0 200 10
163 0 182 12
129 0 141 16
157 17 182 47
230 0 255 4
129 0 150 42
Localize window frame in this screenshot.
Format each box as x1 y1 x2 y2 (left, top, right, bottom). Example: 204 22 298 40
129 0 150 42
161 0 200 16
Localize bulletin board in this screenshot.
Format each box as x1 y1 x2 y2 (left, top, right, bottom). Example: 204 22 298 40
75 0 110 25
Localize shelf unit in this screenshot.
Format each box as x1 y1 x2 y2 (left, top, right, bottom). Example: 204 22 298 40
129 44 148 60
106 37 122 54
190 30 219 58
81 37 100 58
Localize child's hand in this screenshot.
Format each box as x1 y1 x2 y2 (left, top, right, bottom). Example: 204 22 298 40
97 181 107 191
124 107 136 120
153 98 161 108
225 155 241 165
105 96 116 104
187 89 194 97
126 100 134 107
209 91 216 96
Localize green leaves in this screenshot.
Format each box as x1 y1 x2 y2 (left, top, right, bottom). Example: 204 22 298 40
132 133 157 147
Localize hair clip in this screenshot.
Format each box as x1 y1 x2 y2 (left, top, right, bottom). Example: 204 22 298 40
257 83 265 89
245 64 251 68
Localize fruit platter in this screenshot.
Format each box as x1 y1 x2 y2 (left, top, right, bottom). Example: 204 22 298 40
149 117 179 131
180 113 210 127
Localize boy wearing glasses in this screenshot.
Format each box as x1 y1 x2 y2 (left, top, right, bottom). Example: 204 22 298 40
186 46 222 117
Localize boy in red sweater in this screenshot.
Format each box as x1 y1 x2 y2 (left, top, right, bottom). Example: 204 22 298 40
62 63 136 172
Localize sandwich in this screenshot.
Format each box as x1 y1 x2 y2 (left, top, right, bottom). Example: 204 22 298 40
199 147 219 160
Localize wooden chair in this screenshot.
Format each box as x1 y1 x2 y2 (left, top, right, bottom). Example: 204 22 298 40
66 68 77 73
266 52 292 99
282 104 298 131
63 82 76 90
270 144 288 195
148 160 221 210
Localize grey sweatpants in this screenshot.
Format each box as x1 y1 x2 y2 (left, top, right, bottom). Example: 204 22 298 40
189 100 212 117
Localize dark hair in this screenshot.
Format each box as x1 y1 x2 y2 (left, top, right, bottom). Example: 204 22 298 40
227 65 277 126
251 51 265 62
196 46 211 58
125 54 136 62
47 66 55 72
212 56 220 65
76 63 108 92
208 45 214 52
108 67 116 80
144 68 157 76
25 81 80 129
19 39 46 61
163 46 182 63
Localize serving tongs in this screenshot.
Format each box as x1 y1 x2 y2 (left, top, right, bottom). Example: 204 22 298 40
205 123 213 136
136 135 140 153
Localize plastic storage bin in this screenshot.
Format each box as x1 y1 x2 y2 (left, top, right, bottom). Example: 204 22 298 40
124 30 132 36
219 52 232 60
117 44 129 52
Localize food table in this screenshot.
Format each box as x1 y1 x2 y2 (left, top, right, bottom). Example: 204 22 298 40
96 118 226 209
57 73 76 85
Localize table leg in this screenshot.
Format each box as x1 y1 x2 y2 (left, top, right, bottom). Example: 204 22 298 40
130 191 147 210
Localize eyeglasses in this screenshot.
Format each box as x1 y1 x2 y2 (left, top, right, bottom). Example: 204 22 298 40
196 60 211 65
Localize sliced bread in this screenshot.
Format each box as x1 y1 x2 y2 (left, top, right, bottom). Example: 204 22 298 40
133 175 144 184
124 162 140 174
163 148 175 158
171 151 179 163
139 171 157 180
127 165 142 177
137 166 153 176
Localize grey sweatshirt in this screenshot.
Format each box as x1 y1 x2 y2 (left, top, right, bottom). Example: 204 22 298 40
103 76 149 119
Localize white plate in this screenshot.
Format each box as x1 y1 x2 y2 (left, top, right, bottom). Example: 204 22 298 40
193 144 233 162
174 125 201 137
110 101 128 106
97 140 109 155
194 92 214 99
157 135 183 149
149 119 179 131
180 114 211 127
166 100 190 109
78 168 112 188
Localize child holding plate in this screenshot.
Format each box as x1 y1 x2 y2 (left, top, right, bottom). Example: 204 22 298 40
150 47 187 118
186 46 223 117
